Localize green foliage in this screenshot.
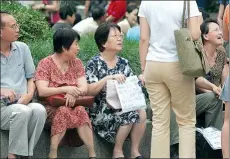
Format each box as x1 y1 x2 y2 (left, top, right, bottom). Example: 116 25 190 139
1 1 52 42
28 35 141 75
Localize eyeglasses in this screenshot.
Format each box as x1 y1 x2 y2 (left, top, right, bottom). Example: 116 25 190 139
4 24 20 30
109 34 124 39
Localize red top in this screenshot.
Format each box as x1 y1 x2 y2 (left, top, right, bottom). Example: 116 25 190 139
42 0 60 24
107 0 127 23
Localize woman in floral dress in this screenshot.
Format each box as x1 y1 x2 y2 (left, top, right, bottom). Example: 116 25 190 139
86 22 146 159
35 28 96 159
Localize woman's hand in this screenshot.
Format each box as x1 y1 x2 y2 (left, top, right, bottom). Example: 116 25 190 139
111 74 126 83
212 85 221 96
64 93 76 107
64 86 81 97
138 74 145 86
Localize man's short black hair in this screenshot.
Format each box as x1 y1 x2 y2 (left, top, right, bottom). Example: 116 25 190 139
0 10 11 28
92 7 105 21
53 28 80 53
59 5 76 20
94 22 121 52
200 19 219 42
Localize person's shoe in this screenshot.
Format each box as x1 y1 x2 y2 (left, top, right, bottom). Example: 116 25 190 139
135 156 144 159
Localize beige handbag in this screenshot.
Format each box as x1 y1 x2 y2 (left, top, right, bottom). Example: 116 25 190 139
174 0 210 77
106 80 121 109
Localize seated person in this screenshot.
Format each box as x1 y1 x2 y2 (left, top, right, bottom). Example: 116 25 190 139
118 4 138 35
170 19 229 150
35 28 96 159
52 5 76 32
0 11 46 159
220 76 229 158
85 22 146 159
72 7 106 37
126 15 140 41
106 0 127 23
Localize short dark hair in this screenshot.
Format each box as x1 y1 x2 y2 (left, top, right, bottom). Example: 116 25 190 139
0 11 11 28
200 19 219 42
126 4 138 14
59 5 76 20
92 7 105 21
53 28 80 53
94 22 121 52
198 7 210 20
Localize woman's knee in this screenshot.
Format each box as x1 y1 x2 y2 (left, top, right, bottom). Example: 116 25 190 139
203 92 217 102
56 106 70 115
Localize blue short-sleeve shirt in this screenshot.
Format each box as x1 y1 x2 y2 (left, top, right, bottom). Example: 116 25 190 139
1 41 35 94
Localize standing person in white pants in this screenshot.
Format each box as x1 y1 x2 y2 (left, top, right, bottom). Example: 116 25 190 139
0 11 47 159
138 1 202 158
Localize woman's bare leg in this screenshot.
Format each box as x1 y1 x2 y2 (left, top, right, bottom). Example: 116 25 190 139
49 130 66 158
77 124 96 158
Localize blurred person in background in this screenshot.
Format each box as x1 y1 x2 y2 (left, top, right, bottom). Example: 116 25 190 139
73 7 106 37
126 15 140 41
106 0 127 23
32 0 60 26
52 5 76 32
84 0 107 18
118 4 138 35
223 4 229 57
217 0 229 30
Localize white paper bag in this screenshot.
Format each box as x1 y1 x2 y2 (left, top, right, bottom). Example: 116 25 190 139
196 127 221 150
106 76 146 113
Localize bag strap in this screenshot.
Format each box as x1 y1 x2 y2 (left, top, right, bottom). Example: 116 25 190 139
182 0 186 28
182 0 191 28
187 0 190 24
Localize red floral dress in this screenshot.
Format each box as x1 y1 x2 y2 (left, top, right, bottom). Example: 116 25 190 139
35 56 91 137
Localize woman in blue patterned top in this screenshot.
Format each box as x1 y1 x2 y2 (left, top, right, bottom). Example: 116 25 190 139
86 22 146 159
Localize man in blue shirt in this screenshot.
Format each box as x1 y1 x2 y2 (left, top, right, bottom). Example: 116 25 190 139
1 11 46 158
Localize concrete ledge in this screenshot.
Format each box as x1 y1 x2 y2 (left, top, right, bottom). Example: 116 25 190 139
1 121 152 158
